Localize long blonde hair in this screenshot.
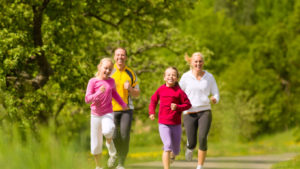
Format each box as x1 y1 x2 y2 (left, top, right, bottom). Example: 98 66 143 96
95 57 113 77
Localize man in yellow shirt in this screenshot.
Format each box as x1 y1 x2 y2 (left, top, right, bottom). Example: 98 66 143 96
110 48 140 169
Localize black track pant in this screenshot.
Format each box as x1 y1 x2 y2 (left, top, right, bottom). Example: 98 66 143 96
113 109 133 165
183 110 212 151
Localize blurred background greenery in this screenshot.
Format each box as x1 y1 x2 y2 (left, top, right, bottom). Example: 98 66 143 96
0 0 299 168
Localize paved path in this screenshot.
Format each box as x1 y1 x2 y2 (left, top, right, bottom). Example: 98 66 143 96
128 153 297 169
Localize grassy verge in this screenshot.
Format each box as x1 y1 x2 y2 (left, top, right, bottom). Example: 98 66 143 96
272 155 300 169
0 125 92 169
208 128 300 157
1 121 298 169
126 124 300 164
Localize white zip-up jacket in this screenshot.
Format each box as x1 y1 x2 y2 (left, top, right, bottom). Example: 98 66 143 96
179 70 219 114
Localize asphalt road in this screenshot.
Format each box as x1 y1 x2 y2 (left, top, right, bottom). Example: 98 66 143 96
127 153 297 169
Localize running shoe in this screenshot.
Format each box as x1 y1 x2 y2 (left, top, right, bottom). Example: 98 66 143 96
185 148 193 161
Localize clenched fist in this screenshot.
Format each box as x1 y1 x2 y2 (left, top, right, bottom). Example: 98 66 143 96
149 114 155 120
210 96 217 104
99 85 106 93
171 103 177 110
124 80 130 90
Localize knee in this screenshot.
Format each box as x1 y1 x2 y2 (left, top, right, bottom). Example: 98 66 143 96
103 125 115 138
187 144 196 150
186 139 197 149
198 136 208 151
199 135 207 145
120 127 131 140
119 132 126 139
199 144 207 151
163 142 172 152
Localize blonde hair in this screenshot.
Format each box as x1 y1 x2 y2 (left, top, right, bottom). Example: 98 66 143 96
184 53 191 64
95 57 113 77
184 52 204 65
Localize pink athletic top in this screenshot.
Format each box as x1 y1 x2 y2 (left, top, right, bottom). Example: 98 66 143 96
149 84 191 125
85 77 127 116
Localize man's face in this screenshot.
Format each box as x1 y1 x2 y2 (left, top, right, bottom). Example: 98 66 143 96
114 48 127 66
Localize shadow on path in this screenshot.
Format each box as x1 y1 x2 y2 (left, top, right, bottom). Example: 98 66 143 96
127 167 257 169
127 153 297 169
205 159 279 164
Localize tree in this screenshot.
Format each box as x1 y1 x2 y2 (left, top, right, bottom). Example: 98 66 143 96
0 0 197 132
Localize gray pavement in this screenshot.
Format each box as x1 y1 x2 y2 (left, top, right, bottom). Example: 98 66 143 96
128 153 297 169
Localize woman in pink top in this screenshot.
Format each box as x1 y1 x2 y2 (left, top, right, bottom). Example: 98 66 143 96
149 67 191 169
85 58 128 169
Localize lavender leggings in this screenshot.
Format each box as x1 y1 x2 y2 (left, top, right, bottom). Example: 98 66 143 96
159 123 182 155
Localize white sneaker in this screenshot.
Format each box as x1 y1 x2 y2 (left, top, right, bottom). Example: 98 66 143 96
185 148 193 161
96 166 103 169
106 141 117 157
107 155 117 168
196 165 203 169
116 165 125 169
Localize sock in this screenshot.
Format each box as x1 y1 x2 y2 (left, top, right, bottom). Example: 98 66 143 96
106 141 116 157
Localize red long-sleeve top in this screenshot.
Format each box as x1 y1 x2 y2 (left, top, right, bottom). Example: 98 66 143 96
149 84 191 125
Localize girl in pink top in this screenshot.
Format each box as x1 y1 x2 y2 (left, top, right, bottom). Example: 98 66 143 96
149 67 191 169
85 58 128 169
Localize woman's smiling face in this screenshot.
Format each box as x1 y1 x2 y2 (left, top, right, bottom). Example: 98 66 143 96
191 53 204 72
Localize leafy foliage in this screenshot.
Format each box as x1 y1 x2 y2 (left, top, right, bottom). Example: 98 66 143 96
0 0 299 142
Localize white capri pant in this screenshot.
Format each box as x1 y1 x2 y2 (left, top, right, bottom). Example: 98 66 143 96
90 113 115 155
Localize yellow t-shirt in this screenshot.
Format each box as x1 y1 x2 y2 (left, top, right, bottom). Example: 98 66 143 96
111 64 138 111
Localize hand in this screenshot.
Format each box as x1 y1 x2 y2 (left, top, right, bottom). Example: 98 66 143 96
124 80 130 90
99 85 106 93
122 106 129 110
210 96 217 104
171 103 177 110
149 114 155 121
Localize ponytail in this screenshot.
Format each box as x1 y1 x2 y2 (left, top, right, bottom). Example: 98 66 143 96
184 53 191 64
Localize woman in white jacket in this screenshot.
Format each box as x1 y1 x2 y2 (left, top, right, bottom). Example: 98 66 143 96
179 52 220 169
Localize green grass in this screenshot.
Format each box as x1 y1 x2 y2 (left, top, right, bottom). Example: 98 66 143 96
272 155 300 169
0 125 92 169
125 125 300 164
126 120 164 164
208 129 300 157
1 121 299 169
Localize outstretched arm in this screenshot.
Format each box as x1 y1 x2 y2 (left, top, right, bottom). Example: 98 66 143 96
149 89 159 119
